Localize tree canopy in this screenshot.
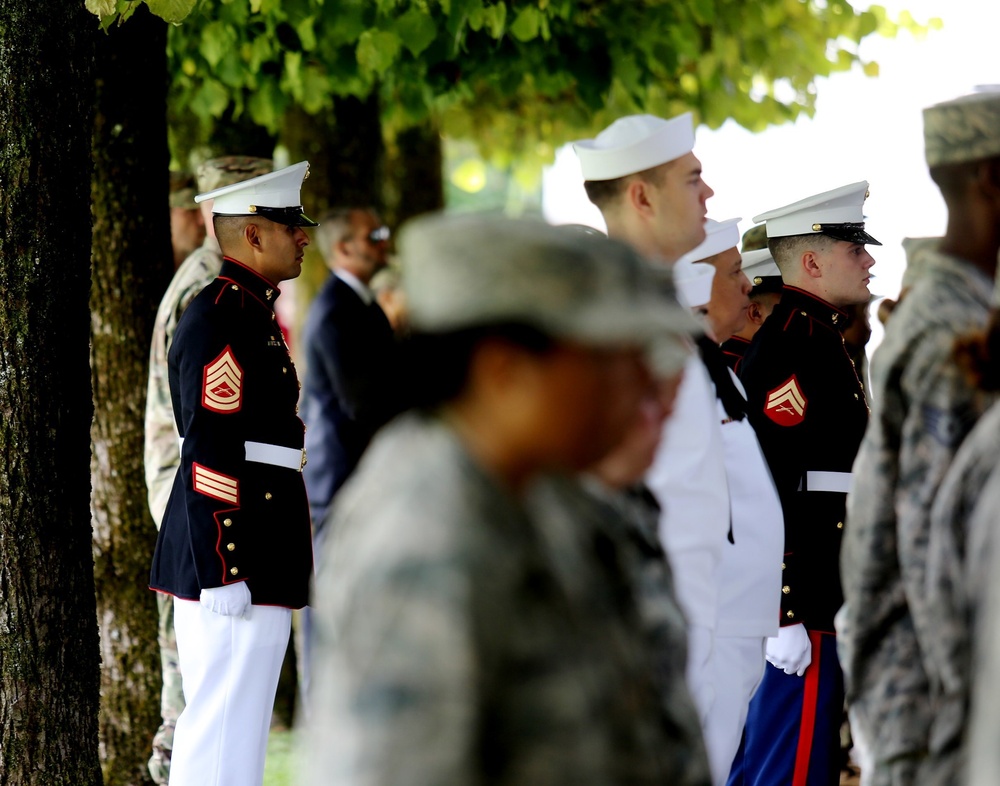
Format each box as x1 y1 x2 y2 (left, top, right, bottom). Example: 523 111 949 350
89 0 940 173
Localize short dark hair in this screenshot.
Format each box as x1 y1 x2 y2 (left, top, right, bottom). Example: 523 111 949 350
767 233 837 275
213 215 258 252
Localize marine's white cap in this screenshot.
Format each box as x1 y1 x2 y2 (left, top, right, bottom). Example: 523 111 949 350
741 248 783 292
195 160 318 227
574 113 695 181
752 181 880 245
677 218 741 265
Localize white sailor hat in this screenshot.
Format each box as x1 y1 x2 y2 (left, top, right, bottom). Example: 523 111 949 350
752 181 881 246
677 217 741 264
195 160 318 227
574 113 695 181
741 248 783 293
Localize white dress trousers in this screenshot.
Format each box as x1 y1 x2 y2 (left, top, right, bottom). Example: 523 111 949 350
170 598 292 786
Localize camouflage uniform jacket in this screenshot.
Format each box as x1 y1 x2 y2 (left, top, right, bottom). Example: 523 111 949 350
526 476 712 786
838 249 994 764
923 398 1000 765
144 237 224 526
304 413 686 786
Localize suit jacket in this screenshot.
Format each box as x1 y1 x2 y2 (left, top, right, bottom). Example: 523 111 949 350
301 273 400 530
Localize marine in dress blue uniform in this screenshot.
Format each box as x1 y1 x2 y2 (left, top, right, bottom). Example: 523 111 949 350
149 162 316 786
732 182 876 786
721 249 783 376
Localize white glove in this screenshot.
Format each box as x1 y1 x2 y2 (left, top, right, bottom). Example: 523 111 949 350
765 623 812 676
200 582 252 620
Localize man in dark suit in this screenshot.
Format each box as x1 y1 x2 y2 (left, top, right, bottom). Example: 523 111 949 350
301 208 401 535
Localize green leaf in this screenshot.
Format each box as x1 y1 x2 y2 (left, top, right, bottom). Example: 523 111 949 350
395 7 438 57
509 6 541 42
483 2 506 38
190 79 230 121
145 0 197 24
85 0 116 19
296 16 318 51
199 21 231 68
356 29 402 76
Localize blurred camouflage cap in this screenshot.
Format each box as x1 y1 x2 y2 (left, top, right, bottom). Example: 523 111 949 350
741 223 768 252
399 213 696 374
924 88 1000 168
196 156 273 194
169 170 197 209
900 236 940 289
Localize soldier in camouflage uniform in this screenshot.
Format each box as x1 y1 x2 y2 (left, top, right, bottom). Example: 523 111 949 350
143 156 271 785
302 214 702 785
838 90 1000 786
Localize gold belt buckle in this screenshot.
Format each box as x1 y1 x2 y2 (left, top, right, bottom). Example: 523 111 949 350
299 448 308 471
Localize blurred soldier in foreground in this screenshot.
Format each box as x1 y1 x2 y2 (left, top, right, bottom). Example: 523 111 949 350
838 90 1000 786
303 214 699 785
740 181 877 786
144 156 272 785
675 218 785 784
575 115 734 780
720 248 783 374
169 170 206 270
149 162 315 786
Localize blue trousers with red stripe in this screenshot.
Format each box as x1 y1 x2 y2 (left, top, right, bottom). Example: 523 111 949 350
727 630 843 786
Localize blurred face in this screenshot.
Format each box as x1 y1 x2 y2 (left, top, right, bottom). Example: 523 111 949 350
816 240 876 307
342 210 389 283
258 220 310 283
527 342 654 473
842 301 873 351
648 152 714 261
703 247 751 343
170 206 206 266
587 372 682 488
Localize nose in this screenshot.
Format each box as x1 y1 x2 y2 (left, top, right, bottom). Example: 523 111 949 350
703 179 715 200
740 272 752 295
296 228 309 247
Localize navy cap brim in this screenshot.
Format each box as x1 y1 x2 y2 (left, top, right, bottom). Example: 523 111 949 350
817 223 882 246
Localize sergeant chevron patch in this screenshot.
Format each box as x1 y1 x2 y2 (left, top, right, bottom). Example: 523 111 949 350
203 346 243 413
193 463 239 505
765 375 807 426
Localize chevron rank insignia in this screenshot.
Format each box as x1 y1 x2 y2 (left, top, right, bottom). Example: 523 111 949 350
764 375 807 426
192 463 239 505
203 346 243 413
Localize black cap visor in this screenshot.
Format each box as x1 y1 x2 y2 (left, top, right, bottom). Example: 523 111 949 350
252 205 319 228
750 275 784 296
816 222 881 246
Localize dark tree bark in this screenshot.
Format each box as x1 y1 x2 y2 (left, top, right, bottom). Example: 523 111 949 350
90 7 172 785
384 120 445 231
0 1 103 784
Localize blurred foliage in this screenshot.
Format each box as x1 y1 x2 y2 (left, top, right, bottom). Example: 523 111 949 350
89 0 941 178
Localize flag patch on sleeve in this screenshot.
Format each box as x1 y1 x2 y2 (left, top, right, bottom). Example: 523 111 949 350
193 463 239 505
203 346 243 413
764 375 807 426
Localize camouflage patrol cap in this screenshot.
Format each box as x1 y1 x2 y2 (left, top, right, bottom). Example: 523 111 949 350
169 170 197 209
741 223 768 253
196 156 273 194
900 236 940 289
399 214 696 373
924 88 1000 168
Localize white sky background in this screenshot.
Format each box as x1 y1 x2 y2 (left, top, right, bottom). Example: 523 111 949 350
542 0 1000 352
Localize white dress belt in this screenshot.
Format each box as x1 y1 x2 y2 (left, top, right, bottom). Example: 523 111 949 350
799 470 853 494
179 438 306 472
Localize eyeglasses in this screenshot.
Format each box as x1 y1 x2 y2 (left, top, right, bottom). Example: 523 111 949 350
368 226 391 243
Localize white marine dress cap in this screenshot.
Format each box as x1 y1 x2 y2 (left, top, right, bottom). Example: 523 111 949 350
752 181 881 245
195 160 318 227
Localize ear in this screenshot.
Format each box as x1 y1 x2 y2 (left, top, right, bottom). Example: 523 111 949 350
625 177 654 218
245 221 264 251
748 301 764 326
801 249 823 279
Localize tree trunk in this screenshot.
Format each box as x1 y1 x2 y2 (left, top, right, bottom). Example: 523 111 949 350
91 7 172 785
0 1 103 784
384 120 445 231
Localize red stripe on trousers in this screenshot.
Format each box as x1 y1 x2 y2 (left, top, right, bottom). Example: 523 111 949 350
792 630 823 786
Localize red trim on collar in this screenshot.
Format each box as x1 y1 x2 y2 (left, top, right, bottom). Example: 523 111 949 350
222 256 280 289
781 285 849 319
